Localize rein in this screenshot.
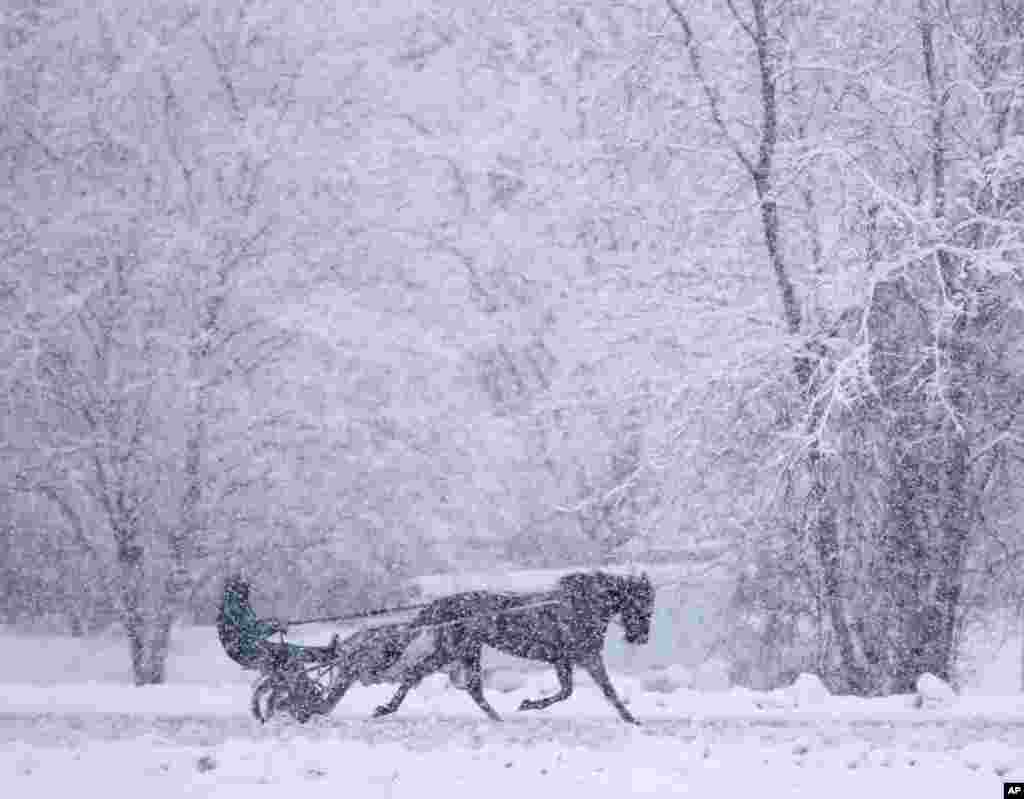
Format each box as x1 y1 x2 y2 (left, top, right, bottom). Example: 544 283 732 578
284 600 431 627
282 596 565 632
409 597 564 633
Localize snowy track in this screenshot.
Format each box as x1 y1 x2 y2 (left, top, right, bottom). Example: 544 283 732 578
6 710 1024 751
5 711 1024 799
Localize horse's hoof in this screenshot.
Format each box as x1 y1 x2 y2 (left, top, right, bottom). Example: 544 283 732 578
517 700 534 712
373 705 393 718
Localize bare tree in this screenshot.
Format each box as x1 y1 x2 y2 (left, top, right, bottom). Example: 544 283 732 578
0 0 368 682
669 0 1024 693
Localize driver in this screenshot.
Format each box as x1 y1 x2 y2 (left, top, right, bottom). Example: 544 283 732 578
218 574 291 667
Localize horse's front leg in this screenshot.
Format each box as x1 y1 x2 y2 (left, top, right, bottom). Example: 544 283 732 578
518 661 573 712
581 655 638 725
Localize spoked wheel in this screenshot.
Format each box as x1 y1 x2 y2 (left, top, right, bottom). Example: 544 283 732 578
290 659 346 721
251 675 290 723
251 661 345 724
287 662 337 723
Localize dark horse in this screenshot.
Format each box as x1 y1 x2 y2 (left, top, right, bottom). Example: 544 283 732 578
372 570 655 724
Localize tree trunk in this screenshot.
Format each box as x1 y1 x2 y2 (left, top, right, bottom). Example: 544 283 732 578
883 453 929 693
929 430 972 681
809 471 869 694
115 534 157 685
142 337 211 686
146 613 174 685
122 600 151 685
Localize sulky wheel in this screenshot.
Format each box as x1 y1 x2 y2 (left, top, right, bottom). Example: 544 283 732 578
286 677 325 724
251 676 290 723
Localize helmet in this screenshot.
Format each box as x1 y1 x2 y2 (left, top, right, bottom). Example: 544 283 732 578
225 573 250 597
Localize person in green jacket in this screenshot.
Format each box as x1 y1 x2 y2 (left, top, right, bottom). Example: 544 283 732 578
218 574 286 667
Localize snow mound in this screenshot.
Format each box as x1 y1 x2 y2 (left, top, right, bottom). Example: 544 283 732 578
746 675 828 711
692 659 730 692
787 673 830 707
641 664 692 694
915 673 956 709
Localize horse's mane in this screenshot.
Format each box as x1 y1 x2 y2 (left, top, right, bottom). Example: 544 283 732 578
556 569 650 588
555 570 653 609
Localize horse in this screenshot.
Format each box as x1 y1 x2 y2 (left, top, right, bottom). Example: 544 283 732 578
371 570 655 724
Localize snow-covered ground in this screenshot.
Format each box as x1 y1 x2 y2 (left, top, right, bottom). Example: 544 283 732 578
2 625 1024 797
6 714 1024 799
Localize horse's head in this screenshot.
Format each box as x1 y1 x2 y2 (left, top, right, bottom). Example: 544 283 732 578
618 572 655 645
557 570 656 645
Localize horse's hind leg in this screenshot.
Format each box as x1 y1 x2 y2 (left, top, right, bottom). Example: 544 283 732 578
373 650 454 718
518 661 573 712
581 655 638 725
373 679 414 718
461 647 501 721
314 672 355 718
